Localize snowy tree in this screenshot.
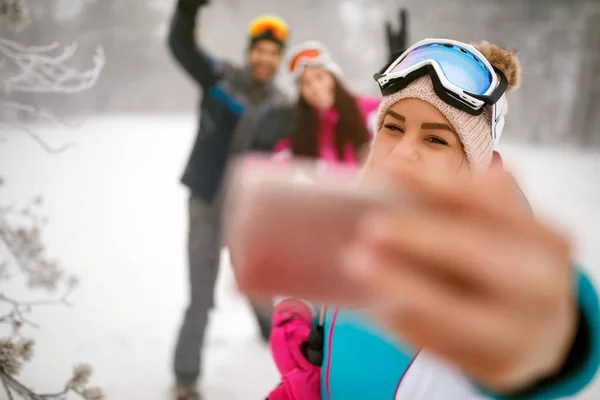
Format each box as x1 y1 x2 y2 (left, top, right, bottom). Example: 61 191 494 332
0 1 106 398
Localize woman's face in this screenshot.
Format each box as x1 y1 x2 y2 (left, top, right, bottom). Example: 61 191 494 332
370 98 468 178
298 66 335 110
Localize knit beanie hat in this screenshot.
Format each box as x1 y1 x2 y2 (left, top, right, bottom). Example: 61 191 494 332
374 41 521 170
248 15 289 49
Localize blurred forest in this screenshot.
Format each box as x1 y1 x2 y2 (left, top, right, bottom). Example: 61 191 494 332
1 0 599 147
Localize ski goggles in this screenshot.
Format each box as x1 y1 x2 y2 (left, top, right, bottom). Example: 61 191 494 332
286 42 332 79
248 16 289 43
373 38 508 116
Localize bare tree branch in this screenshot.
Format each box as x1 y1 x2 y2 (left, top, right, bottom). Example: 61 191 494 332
0 120 76 153
0 201 64 290
0 289 74 311
0 36 103 152
0 367 103 400
0 372 41 400
0 38 106 95
1 1 105 398
1 372 16 400
0 102 71 127
0 289 104 400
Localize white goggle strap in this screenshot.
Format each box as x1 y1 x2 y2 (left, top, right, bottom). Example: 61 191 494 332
491 94 507 147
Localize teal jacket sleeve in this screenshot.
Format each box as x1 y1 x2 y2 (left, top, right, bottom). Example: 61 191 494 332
482 266 600 399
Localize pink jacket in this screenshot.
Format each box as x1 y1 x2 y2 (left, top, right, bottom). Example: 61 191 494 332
272 95 380 165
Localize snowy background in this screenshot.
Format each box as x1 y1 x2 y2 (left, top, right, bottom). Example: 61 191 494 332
1 0 600 399
3 0 600 145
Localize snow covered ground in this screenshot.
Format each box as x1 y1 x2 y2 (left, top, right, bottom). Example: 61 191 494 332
1 115 599 399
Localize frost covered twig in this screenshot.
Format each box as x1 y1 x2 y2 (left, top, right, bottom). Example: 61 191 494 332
0 195 65 289
0 102 71 127
0 38 105 94
0 287 104 400
0 365 104 400
0 280 104 400
0 37 105 152
0 273 102 400
1 2 104 398
0 119 76 153
0 289 76 331
0 157 99 400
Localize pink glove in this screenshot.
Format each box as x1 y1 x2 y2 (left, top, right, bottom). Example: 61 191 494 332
268 299 322 400
268 368 322 400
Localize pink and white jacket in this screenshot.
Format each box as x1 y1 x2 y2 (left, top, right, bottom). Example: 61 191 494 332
272 95 380 165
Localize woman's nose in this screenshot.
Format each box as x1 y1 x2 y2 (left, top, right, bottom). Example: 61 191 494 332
390 134 419 162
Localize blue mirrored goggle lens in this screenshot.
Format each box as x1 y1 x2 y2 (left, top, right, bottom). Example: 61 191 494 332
392 43 493 95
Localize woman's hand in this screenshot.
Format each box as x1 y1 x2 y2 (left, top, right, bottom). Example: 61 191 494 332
343 162 578 393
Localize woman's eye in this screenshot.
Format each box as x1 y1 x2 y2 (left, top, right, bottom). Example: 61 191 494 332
384 124 403 134
426 136 448 145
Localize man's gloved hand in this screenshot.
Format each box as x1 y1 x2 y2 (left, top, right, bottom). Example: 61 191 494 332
385 8 409 59
177 0 209 13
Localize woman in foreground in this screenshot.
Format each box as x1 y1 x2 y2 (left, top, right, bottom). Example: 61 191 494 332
267 39 600 399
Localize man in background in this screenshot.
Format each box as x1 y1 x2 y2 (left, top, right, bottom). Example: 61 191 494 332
167 0 292 398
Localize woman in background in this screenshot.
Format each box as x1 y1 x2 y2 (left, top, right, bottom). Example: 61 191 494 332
272 41 379 166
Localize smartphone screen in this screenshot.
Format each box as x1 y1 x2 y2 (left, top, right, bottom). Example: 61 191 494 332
223 154 404 305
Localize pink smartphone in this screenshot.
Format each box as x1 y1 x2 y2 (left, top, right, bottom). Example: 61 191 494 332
223 154 406 305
